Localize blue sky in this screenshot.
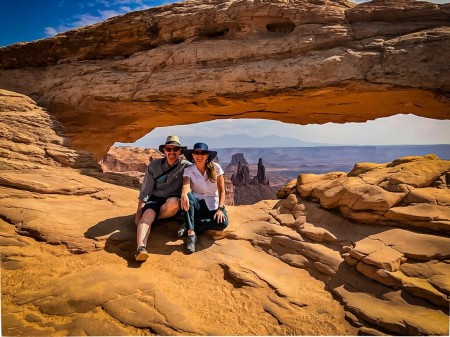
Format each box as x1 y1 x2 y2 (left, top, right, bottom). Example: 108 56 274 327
1 0 449 146
0 0 171 46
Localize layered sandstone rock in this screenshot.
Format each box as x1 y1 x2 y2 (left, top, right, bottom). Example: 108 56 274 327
0 90 99 171
296 154 450 234
271 193 450 336
1 0 450 334
1 90 449 336
1 90 355 336
0 0 449 159
99 146 162 187
100 146 162 175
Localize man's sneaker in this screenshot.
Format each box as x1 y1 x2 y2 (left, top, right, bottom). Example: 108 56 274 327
135 246 149 262
185 234 197 254
177 222 187 238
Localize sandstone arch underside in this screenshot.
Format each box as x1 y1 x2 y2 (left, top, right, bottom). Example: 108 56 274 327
0 0 449 160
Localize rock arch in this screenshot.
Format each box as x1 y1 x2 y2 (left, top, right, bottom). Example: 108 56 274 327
0 0 449 160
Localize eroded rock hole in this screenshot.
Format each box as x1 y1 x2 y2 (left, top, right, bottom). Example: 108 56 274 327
205 28 229 38
169 37 185 44
266 22 296 33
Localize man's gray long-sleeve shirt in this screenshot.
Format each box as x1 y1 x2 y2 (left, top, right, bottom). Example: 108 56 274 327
138 157 190 202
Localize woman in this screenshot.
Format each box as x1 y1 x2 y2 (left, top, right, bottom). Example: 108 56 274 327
180 142 228 253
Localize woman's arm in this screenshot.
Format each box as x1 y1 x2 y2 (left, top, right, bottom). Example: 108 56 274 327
181 176 191 211
217 175 226 209
214 175 226 223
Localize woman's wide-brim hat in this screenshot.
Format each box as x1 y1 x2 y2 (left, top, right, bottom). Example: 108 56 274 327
158 135 187 152
184 142 218 163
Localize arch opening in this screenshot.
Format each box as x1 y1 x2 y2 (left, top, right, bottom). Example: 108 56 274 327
101 115 450 205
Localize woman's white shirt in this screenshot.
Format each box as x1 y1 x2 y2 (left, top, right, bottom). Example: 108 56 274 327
183 162 224 211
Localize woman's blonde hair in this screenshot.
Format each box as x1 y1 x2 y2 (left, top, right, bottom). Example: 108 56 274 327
206 161 217 182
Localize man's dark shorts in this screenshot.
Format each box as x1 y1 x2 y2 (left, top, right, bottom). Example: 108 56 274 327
142 196 171 218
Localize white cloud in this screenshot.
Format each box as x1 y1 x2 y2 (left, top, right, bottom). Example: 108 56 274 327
44 27 59 36
97 0 111 7
74 13 106 26
44 7 133 37
43 0 164 37
114 0 143 4
98 9 125 19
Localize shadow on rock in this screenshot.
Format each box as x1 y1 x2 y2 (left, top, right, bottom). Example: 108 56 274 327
80 168 141 189
84 216 214 268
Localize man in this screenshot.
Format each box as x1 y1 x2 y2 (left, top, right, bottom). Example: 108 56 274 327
135 135 189 262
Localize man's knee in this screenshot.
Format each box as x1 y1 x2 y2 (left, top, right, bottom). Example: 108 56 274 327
141 209 156 224
159 197 180 218
165 197 180 211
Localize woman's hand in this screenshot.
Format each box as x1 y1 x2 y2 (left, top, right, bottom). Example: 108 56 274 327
214 209 226 223
181 193 189 211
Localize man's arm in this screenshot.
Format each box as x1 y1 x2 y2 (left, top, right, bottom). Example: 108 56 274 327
139 164 156 201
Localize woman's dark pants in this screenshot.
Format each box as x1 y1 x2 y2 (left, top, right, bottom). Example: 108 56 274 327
184 192 228 234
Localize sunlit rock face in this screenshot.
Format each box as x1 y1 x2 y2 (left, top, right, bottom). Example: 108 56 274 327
1 88 450 336
0 0 449 160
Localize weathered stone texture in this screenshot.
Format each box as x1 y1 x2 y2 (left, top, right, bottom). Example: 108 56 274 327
1 0 450 335
296 154 450 234
0 0 448 159
1 91 449 336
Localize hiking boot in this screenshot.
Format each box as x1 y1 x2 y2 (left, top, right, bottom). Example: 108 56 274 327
135 246 149 262
185 234 197 254
177 222 187 238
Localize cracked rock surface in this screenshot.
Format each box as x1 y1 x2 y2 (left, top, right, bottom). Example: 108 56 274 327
1 90 449 335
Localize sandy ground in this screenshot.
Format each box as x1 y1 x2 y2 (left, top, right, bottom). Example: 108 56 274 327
1 208 358 336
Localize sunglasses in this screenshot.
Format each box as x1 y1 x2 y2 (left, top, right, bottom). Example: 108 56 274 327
193 150 208 156
164 146 181 153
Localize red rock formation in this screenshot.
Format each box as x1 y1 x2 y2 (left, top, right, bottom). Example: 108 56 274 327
1 0 449 332
99 146 162 184
289 154 450 234
100 146 161 173
1 91 449 336
223 174 235 207
0 1 448 159
231 161 250 187
228 154 277 205
253 158 269 185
